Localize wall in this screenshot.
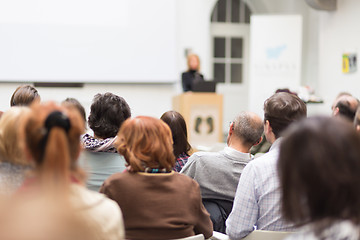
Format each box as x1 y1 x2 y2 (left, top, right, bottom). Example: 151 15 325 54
317 0 360 114
0 0 218 130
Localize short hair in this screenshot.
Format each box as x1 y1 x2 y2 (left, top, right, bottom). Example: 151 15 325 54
61 98 86 124
116 116 175 172
0 107 32 165
88 93 131 139
187 54 200 72
233 112 263 146
161 111 191 157
264 92 307 139
278 116 360 227
10 85 40 107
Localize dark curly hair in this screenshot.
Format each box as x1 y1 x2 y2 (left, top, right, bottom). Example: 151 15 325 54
88 93 131 139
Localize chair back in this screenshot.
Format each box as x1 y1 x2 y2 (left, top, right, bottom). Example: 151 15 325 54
241 230 292 240
172 234 205 240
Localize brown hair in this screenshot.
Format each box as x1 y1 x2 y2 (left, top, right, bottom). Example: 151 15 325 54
0 107 32 165
160 111 191 157
278 116 360 228
116 116 175 172
264 92 307 138
61 98 86 125
10 85 40 107
22 102 85 190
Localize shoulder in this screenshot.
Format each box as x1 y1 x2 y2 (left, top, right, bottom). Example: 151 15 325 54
247 148 279 168
173 172 201 189
190 151 220 161
70 184 120 213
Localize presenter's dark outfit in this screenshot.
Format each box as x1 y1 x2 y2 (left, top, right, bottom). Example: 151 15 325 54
182 70 204 92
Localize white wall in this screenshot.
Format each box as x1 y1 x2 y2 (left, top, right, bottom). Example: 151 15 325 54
317 0 360 114
0 0 218 129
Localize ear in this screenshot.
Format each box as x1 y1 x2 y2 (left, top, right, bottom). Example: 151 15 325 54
356 125 360 132
228 122 234 135
264 120 272 134
333 107 340 116
253 136 263 146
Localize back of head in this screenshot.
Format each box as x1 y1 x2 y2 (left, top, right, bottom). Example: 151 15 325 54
160 111 191 157
0 107 32 165
88 93 131 139
116 116 175 172
279 116 360 226
61 98 86 125
333 95 359 121
22 102 85 191
264 92 307 139
10 85 40 107
232 112 264 147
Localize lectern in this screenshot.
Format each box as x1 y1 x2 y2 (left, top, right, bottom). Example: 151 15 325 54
172 93 223 147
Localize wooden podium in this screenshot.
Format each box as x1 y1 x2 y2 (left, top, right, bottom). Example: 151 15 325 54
172 93 223 146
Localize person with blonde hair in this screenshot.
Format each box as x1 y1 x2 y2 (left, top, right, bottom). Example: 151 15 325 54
100 116 213 240
19 102 124 240
0 107 33 194
181 53 205 92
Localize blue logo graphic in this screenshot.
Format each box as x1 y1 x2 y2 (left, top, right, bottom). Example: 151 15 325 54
266 45 287 59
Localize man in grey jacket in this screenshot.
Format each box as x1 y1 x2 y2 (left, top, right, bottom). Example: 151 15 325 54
180 111 263 232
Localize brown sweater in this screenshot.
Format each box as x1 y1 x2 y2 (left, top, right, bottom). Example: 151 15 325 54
100 171 213 240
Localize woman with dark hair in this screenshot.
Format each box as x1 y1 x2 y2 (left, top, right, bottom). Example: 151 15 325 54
278 116 360 240
19 102 124 239
161 110 191 172
80 92 131 191
100 116 212 240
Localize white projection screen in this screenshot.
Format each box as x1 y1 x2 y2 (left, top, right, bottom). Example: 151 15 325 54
0 0 177 83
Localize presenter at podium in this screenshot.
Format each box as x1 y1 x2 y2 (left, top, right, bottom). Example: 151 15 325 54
181 54 204 92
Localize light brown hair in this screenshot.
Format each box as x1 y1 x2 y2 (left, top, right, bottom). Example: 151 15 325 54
22 102 85 190
0 107 32 165
116 116 175 172
10 85 40 107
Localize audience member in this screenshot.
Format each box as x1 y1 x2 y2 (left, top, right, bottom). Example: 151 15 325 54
226 92 307 239
278 116 360 240
100 116 213 240
79 93 130 191
0 194 103 240
182 53 205 92
10 85 40 107
0 107 33 194
161 110 191 172
331 92 358 121
354 107 360 132
19 102 124 239
61 98 87 127
181 111 263 233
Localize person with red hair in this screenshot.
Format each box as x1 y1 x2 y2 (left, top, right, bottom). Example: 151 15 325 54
100 116 213 240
